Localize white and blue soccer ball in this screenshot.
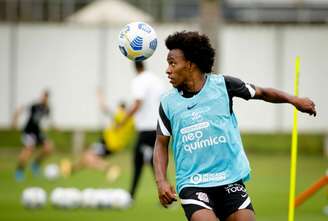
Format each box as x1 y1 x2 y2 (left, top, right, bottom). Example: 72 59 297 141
118 22 157 61
21 187 47 208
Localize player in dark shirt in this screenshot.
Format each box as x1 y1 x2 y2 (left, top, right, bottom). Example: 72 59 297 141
13 90 54 181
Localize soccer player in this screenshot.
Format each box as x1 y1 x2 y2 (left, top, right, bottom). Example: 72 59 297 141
13 90 54 181
154 31 316 221
64 100 135 182
118 61 165 200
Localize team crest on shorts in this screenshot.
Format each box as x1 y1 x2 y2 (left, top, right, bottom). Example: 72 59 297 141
196 192 209 203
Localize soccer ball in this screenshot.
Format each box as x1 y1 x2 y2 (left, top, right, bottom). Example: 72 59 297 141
21 187 47 208
118 22 157 61
50 187 81 209
80 188 131 209
81 188 98 208
94 188 113 208
43 164 60 180
109 189 132 209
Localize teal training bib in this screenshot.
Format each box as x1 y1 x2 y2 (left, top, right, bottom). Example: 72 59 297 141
161 74 250 193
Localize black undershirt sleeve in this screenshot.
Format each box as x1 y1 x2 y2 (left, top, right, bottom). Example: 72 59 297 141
223 75 256 113
157 103 172 136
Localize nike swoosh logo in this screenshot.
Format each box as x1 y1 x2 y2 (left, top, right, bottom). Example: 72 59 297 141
187 104 197 110
241 193 248 198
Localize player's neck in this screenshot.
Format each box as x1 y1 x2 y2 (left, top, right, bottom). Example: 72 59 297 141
184 73 206 93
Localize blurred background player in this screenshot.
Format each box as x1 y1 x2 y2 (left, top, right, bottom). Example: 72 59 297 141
13 90 54 181
61 90 135 182
118 61 165 200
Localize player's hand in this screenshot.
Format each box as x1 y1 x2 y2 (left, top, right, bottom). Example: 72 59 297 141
156 180 177 208
294 97 317 116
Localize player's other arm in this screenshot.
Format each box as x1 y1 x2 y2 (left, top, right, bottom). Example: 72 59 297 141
153 134 177 208
118 77 145 127
12 105 26 128
126 99 142 119
97 88 114 118
47 108 59 131
117 99 142 128
253 86 316 116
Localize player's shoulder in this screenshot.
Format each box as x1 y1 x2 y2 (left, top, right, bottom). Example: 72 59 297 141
221 74 249 88
221 74 241 81
160 88 177 102
207 73 223 79
207 73 226 86
31 102 43 109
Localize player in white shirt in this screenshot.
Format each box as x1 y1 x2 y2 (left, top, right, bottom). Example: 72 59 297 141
119 61 165 200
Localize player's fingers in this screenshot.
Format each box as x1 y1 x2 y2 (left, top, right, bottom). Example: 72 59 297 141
310 104 316 116
169 193 177 201
160 198 167 207
160 193 171 204
166 193 176 203
169 186 177 200
312 104 317 116
160 196 171 208
163 191 177 205
159 199 168 208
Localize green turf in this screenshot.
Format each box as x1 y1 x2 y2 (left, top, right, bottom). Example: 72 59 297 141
0 149 327 221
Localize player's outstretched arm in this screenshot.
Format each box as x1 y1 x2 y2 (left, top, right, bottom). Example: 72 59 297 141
153 135 177 208
253 86 317 116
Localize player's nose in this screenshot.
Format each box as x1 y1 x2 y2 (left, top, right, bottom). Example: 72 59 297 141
166 67 172 76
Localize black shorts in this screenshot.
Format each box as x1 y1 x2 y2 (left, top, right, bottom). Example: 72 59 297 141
179 180 254 221
22 131 46 147
91 137 112 157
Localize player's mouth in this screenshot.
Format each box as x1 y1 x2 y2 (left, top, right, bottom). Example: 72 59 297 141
168 77 175 85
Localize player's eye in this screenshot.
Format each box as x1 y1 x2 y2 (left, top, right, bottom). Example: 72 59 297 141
167 61 174 66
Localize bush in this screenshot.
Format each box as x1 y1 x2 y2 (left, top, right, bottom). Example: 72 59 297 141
0 129 324 155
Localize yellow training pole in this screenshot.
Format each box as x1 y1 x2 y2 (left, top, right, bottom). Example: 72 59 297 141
288 56 300 221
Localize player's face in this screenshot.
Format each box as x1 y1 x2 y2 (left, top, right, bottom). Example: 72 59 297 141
166 49 191 88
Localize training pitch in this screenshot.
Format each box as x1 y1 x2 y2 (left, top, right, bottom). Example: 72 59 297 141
0 149 327 221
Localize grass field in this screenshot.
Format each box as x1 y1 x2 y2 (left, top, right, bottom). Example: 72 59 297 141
0 148 327 221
